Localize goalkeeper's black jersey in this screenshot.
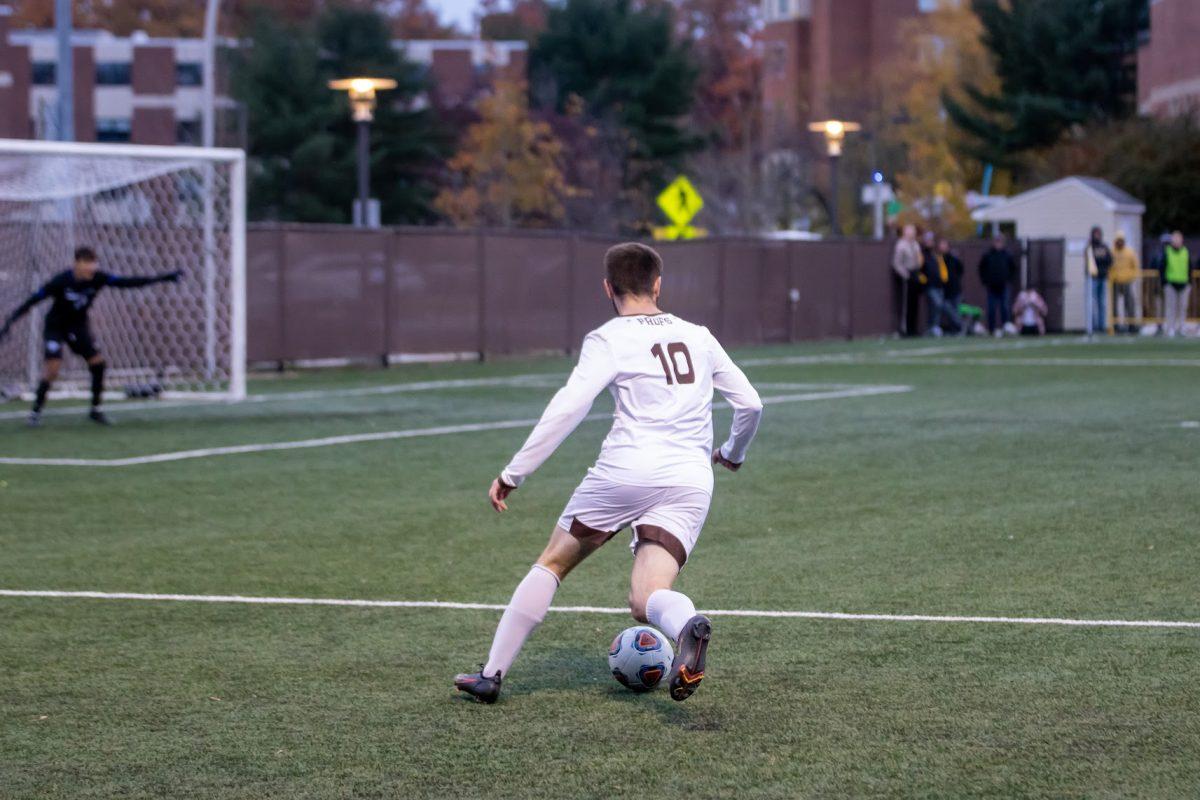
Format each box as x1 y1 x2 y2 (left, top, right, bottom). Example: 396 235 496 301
37 270 113 329
14 269 169 331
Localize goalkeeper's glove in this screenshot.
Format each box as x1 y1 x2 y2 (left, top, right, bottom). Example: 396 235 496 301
162 270 183 284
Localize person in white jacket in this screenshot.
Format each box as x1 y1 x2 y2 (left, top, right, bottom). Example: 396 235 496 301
455 243 764 705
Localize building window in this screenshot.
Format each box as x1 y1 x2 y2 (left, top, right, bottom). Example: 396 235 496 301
32 62 55 85
96 118 131 142
96 62 132 86
176 119 200 144
176 62 203 87
779 0 790 14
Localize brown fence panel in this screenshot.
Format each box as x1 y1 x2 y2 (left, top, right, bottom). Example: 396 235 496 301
387 230 480 355
719 240 768 346
569 235 620 346
655 240 722 333
789 241 851 339
481 232 571 355
848 240 894 338
281 226 387 361
953 240 992 309
240 226 1073 363
246 226 283 362
758 242 791 343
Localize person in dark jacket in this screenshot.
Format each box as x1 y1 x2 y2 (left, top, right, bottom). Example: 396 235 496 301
923 237 962 335
977 234 1015 335
1084 226 1113 335
941 238 965 319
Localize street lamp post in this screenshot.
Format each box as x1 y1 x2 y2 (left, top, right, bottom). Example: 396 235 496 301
808 119 860 236
329 77 397 228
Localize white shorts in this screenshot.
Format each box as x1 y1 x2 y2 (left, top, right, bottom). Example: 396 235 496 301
556 472 711 567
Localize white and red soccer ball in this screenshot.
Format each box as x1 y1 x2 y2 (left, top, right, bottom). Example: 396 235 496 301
608 626 674 692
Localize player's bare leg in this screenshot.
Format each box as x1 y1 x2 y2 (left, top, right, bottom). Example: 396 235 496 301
85 354 110 425
28 357 61 426
455 525 600 703
631 541 710 702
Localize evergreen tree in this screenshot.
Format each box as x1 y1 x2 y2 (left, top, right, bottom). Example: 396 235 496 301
944 0 1148 166
530 0 699 228
231 5 447 224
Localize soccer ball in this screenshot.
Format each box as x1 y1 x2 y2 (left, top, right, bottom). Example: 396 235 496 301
608 626 674 692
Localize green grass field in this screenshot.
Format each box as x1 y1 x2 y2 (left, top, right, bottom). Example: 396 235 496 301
2 336 1199 799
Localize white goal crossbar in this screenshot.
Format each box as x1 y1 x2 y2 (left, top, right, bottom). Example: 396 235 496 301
0 139 246 402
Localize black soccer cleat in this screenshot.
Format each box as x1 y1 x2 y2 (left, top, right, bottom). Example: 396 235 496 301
26 410 41 428
454 666 502 704
667 614 711 702
87 409 112 426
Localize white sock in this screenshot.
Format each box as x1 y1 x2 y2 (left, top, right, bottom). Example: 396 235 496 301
645 589 696 642
483 564 559 678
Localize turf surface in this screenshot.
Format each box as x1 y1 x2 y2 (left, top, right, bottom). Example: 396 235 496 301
2 336 1198 798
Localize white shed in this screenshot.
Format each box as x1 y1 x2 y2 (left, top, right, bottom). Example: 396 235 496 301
973 177 1145 330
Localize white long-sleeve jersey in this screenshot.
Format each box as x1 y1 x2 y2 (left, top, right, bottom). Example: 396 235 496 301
500 313 763 495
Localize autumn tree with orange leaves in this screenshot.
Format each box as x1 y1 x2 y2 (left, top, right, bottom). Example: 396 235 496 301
880 0 1002 236
435 80 573 229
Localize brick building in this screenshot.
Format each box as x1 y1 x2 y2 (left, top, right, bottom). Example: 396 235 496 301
759 0 935 144
0 8 527 145
1138 0 1200 118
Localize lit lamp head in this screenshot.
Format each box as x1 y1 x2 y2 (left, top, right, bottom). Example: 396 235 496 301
328 77 398 123
807 119 861 156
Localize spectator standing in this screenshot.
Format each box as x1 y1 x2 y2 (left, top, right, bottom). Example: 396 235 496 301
1084 226 1113 335
1012 286 1049 335
923 237 963 335
891 224 923 336
1160 231 1192 337
977 234 1016 336
942 237 965 315
1108 231 1140 333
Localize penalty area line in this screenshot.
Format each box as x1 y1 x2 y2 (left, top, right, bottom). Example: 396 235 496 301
0 589 1196 630
0 384 911 468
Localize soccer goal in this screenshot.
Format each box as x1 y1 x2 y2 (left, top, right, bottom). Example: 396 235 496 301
0 139 246 402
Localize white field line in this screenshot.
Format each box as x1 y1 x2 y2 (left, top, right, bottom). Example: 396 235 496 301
1 589 1196 630
740 337 1087 366
883 357 1200 368
743 353 1200 368
0 384 912 467
0 375 554 420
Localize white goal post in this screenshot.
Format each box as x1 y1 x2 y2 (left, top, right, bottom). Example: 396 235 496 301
0 139 245 402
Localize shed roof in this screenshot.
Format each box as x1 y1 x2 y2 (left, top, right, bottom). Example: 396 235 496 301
973 176 1145 221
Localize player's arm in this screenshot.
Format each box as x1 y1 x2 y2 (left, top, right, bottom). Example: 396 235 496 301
709 334 763 472
0 279 56 341
103 270 182 289
489 333 617 512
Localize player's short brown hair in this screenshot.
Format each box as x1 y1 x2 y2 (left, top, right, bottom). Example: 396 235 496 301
604 243 662 297
74 246 97 263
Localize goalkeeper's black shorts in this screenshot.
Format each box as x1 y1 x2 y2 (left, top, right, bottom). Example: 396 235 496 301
44 323 98 361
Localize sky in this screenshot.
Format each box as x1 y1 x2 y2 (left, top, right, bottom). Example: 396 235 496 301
432 0 480 34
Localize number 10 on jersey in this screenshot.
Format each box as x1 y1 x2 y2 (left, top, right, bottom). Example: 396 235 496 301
651 342 695 385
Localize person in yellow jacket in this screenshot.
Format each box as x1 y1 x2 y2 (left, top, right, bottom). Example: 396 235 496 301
1109 231 1141 333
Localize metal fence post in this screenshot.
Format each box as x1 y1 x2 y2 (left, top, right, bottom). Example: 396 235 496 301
476 231 487 361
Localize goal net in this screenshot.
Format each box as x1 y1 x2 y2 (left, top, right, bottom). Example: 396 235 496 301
0 140 245 402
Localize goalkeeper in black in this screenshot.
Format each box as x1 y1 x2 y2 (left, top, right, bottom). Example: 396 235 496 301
0 246 180 426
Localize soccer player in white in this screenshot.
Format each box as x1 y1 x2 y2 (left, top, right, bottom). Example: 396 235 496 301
455 243 763 704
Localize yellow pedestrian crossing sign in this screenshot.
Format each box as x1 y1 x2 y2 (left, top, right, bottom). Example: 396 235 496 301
657 175 704 228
